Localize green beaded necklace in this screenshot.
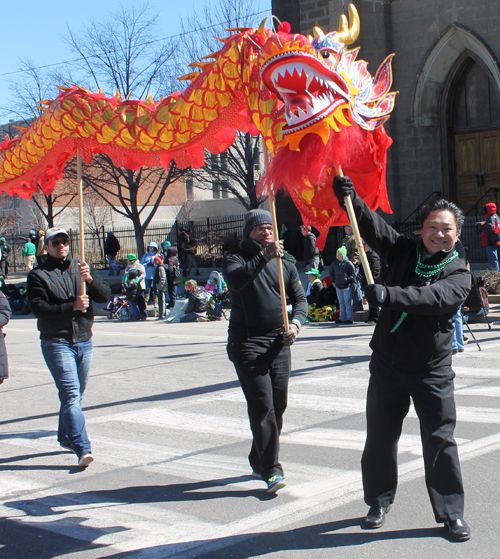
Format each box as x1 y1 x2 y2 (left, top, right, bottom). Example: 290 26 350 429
390 246 459 333
415 246 458 278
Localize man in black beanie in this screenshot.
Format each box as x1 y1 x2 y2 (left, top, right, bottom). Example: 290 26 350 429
222 209 307 493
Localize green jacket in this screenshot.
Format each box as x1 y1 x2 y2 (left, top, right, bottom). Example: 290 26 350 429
22 241 36 257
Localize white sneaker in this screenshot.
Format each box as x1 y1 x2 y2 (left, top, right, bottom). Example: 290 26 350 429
78 453 94 468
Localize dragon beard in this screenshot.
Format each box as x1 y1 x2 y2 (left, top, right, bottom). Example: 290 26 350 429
259 125 367 248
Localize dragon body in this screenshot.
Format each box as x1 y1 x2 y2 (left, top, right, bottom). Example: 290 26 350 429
0 5 395 246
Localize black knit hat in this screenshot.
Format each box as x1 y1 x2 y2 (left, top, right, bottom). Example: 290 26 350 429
242 209 273 238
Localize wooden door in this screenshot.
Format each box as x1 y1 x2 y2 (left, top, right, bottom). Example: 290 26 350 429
454 130 500 213
454 133 481 211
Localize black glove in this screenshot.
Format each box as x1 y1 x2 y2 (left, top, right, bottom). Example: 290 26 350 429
332 175 356 209
261 240 284 262
282 323 300 346
364 284 389 307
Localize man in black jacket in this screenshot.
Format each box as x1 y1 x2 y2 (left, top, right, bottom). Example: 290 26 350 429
222 209 307 493
27 227 111 468
104 232 121 276
333 177 471 542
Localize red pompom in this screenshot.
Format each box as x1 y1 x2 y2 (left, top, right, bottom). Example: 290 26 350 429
278 22 291 34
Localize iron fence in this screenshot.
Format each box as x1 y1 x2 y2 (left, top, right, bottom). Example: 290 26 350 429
4 213 489 274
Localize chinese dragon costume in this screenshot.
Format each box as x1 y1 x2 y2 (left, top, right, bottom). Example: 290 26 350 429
0 4 395 248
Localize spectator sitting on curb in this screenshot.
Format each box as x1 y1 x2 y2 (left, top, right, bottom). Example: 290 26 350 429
305 268 323 306
180 279 209 322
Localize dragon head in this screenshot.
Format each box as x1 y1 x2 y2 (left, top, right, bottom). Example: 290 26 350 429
260 4 395 151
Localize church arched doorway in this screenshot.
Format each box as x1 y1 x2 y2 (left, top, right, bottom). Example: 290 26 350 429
451 59 500 212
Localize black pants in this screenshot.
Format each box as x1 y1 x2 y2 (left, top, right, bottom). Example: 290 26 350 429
167 281 177 309
227 334 290 481
361 352 464 522
157 291 166 318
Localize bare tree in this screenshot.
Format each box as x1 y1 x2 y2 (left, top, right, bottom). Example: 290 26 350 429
1 62 80 228
65 3 179 100
64 154 186 259
178 0 269 210
68 185 112 262
60 3 188 258
193 135 265 210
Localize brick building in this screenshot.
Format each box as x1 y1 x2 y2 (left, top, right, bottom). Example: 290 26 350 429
272 0 500 223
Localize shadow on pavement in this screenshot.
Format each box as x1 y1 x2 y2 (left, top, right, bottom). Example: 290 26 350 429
108 518 447 558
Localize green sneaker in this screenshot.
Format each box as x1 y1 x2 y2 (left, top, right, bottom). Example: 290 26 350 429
267 475 286 493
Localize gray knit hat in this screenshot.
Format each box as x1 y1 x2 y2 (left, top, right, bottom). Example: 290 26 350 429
242 209 273 238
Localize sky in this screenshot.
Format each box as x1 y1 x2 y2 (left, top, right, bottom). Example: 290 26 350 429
0 0 271 119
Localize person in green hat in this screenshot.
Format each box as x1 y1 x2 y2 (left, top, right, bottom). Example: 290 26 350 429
304 267 323 306
328 245 355 324
123 254 147 320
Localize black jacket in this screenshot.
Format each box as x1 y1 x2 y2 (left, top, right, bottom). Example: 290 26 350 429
185 287 208 314
303 232 318 264
27 256 111 342
358 249 385 288
352 196 470 373
222 249 307 338
165 256 181 286
104 234 120 256
329 257 355 289
307 279 323 306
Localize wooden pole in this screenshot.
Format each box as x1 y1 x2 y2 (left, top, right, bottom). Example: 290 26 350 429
264 149 290 331
335 166 374 285
77 146 86 298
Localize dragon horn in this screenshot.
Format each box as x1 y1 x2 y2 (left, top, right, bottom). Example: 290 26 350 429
334 3 360 45
313 27 325 42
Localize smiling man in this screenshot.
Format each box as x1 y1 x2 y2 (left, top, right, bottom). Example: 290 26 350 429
222 209 307 493
333 178 471 542
27 227 110 468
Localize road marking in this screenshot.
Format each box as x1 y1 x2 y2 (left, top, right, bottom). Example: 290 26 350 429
456 386 500 397
282 428 468 455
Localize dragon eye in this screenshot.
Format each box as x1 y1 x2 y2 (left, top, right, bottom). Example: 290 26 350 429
319 50 338 68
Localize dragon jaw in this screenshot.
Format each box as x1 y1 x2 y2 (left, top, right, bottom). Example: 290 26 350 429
261 53 352 136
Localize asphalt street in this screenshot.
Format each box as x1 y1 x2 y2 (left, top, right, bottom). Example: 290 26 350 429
1 312 500 559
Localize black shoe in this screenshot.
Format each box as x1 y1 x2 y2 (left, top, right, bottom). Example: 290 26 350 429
364 505 391 529
452 348 458 355
345 320 353 324
444 519 471 541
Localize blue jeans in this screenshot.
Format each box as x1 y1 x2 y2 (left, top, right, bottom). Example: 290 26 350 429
179 253 188 277
486 246 499 271
106 254 120 275
41 339 93 457
452 308 464 350
351 270 363 310
336 287 353 322
180 312 205 322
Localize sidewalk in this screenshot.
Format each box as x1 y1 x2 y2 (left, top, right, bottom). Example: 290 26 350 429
7 266 500 322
